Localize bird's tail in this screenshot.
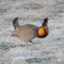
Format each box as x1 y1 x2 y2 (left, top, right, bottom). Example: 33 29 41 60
13 17 19 29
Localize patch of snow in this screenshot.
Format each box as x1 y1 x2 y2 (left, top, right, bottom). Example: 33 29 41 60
48 0 56 5
13 3 20 7
48 23 55 26
59 0 62 2
58 58 63 62
61 35 64 38
46 46 58 50
58 24 64 27
11 56 34 60
13 48 25 54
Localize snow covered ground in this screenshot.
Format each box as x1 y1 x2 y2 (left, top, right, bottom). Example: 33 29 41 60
0 0 64 64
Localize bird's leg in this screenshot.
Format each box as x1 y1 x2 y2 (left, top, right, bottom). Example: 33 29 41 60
25 42 31 52
25 42 30 46
29 40 33 43
30 39 34 43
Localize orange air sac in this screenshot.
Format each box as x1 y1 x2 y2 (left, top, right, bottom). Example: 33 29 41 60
38 27 45 36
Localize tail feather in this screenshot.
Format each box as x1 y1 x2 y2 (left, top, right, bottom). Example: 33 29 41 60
13 17 19 29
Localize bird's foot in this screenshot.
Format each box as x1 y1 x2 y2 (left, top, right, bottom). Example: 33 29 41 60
26 43 30 46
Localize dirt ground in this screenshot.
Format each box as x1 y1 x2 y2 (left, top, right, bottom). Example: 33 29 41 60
0 0 64 64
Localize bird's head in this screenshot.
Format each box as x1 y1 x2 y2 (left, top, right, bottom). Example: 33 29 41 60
37 18 49 38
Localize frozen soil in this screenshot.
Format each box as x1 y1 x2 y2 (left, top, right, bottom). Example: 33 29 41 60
0 0 64 64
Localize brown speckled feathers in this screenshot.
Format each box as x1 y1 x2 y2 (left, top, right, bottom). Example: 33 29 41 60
12 24 38 41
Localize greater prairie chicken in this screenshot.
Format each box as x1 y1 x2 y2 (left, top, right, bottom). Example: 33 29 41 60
12 17 49 46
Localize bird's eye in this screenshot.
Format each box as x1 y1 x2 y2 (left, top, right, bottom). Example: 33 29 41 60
44 26 48 29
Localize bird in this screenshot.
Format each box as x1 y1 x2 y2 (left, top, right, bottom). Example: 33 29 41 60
12 17 49 46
